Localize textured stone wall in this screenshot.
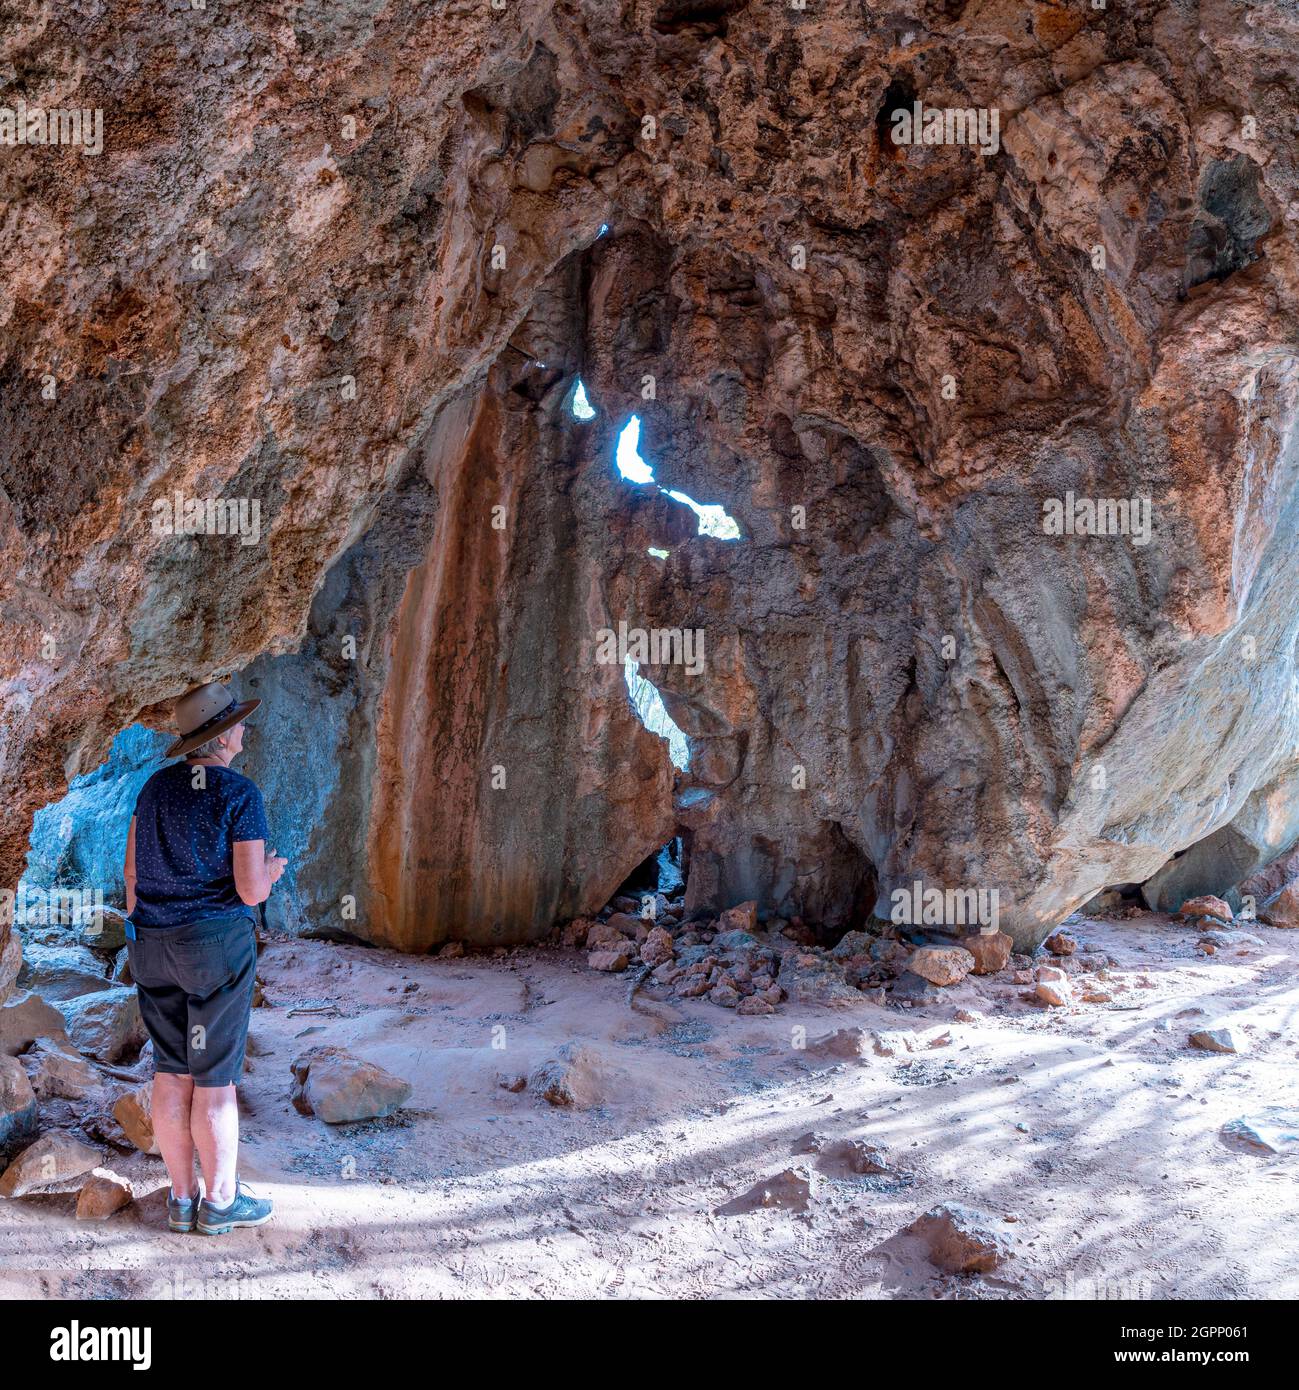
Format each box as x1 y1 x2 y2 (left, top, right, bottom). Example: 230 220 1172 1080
4 1 1299 955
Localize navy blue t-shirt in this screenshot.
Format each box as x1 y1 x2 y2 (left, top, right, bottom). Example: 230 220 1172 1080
130 761 269 928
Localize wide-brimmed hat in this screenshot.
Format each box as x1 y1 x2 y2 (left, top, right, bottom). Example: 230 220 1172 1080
165 682 260 758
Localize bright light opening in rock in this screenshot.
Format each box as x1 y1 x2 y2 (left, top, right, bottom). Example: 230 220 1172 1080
571 378 596 421
662 489 742 540
648 547 669 559
597 223 610 237
615 415 654 483
613 416 741 538
624 657 689 770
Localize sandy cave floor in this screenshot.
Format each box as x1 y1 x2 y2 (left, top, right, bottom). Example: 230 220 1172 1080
1 911 1297 1300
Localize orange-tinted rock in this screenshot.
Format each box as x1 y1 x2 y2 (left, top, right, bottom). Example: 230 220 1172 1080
964 932 1013 976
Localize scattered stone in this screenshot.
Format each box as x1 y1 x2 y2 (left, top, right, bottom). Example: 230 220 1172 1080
586 919 629 951
1219 1109 1299 1154
712 928 761 953
604 912 643 938
0 1131 101 1198
0 1055 39 1160
1034 965 1072 1007
587 949 629 973
1198 929 1264 949
112 947 131 985
954 1008 985 1023
890 970 942 1005
0 991 66 1058
437 941 465 959
709 983 741 1008
715 1168 811 1215
1178 894 1234 926
906 1202 1011 1274
777 952 860 1008
737 995 775 1015
906 945 975 987
829 930 875 961
816 1138 890 1177
560 918 592 949
963 931 1012 975
112 1083 159 1154
640 926 674 967
806 1027 873 1061
1189 1025 1242 1054
75 1168 132 1221
871 1029 919 1058
290 1046 412 1124
26 1040 101 1102
1043 930 1076 956
529 1044 610 1109
77 911 129 953
16 943 113 1002
497 1073 527 1093
790 1131 825 1154
56 987 144 1063
717 901 757 934
1258 883 1299 928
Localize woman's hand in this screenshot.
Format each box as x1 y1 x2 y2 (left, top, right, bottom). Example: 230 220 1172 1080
265 848 287 886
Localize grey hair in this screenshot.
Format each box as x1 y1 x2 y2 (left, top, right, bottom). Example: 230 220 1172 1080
185 733 227 760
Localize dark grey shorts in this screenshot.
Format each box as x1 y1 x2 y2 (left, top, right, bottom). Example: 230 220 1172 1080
128 914 257 1087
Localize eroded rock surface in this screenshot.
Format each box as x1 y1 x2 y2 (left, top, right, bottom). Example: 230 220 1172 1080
4 3 1299 952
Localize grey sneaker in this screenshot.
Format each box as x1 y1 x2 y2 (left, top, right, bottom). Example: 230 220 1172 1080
167 1192 199 1233
197 1181 273 1235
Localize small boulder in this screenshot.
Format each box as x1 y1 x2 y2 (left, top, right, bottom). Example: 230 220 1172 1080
560 918 593 949
1189 1025 1242 1054
57 987 144 1063
906 1202 1011 1273
778 952 862 1008
0 991 66 1058
112 1083 159 1154
713 928 761 953
603 912 643 938
717 901 757 934
17 943 113 1002
639 927 674 968
1258 883 1299 928
807 1027 873 1061
586 920 629 951
437 941 465 959
0 1054 39 1160
1034 965 1072 1007
1043 930 1077 956
587 949 629 973
817 1138 890 1177
529 1043 610 1109
737 995 775 1015
1219 1109 1299 1154
290 1047 412 1124
1178 895 1234 926
963 931 1012 975
76 1168 132 1221
715 1168 811 1215
0 1131 101 1198
906 945 975 987
26 1040 101 1102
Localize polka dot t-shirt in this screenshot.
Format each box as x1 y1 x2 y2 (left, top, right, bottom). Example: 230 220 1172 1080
130 761 269 928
